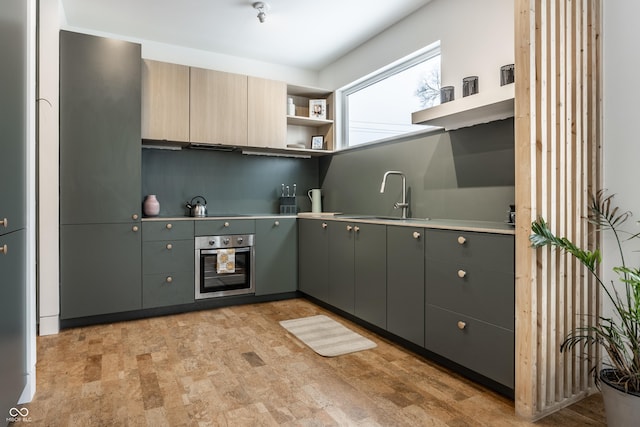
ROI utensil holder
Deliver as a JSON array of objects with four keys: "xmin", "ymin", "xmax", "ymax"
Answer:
[{"xmin": 279, "ymin": 196, "xmax": 296, "ymax": 214}]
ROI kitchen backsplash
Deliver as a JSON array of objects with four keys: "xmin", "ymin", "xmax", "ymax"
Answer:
[
  {"xmin": 319, "ymin": 118, "xmax": 515, "ymax": 222},
  {"xmin": 141, "ymin": 148, "xmax": 319, "ymax": 217},
  {"xmin": 142, "ymin": 118, "xmax": 514, "ymax": 221}
]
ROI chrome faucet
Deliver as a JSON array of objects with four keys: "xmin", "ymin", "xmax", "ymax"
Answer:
[{"xmin": 380, "ymin": 170, "xmax": 409, "ymax": 219}]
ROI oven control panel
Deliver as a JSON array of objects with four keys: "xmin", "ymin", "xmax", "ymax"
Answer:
[{"xmin": 195, "ymin": 235, "xmax": 255, "ymax": 249}]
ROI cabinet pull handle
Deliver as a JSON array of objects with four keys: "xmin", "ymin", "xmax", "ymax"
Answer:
[
  {"xmin": 132, "ymin": 225, "xmax": 139, "ymax": 232},
  {"xmin": 457, "ymin": 269, "xmax": 467, "ymax": 278},
  {"xmin": 413, "ymin": 231, "xmax": 421, "ymax": 239},
  {"xmin": 1, "ymin": 218, "xmax": 7, "ymax": 228},
  {"xmin": 322, "ymin": 222, "xmax": 328, "ymax": 229},
  {"xmin": 132, "ymin": 214, "xmax": 139, "ymax": 220},
  {"xmin": 0, "ymin": 244, "xmax": 7, "ymax": 255},
  {"xmin": 166, "ymin": 243, "xmax": 173, "ymax": 250},
  {"xmin": 457, "ymin": 321, "xmax": 467, "ymax": 330},
  {"xmin": 166, "ymin": 276, "xmax": 173, "ymax": 283},
  {"xmin": 224, "ymin": 222, "xmax": 230, "ymax": 227},
  {"xmin": 166, "ymin": 223, "xmax": 173, "ymax": 229},
  {"xmin": 457, "ymin": 236, "xmax": 466, "ymax": 245},
  {"xmin": 346, "ymin": 225, "xmax": 353, "ymax": 231},
  {"xmin": 274, "ymin": 220, "xmax": 280, "ymax": 226},
  {"xmin": 354, "ymin": 226, "xmax": 360, "ymax": 232}
]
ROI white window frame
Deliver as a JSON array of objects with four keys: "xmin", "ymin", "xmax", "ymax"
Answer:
[{"xmin": 336, "ymin": 41, "xmax": 441, "ymax": 150}]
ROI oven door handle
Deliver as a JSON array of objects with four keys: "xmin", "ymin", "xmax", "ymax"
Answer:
[{"xmin": 200, "ymin": 247, "xmax": 252, "ymax": 255}]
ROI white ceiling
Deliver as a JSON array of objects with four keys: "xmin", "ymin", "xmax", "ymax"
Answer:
[{"xmin": 60, "ymin": 0, "xmax": 433, "ymax": 70}]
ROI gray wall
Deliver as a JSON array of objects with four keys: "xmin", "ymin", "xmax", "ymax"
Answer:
[
  {"xmin": 141, "ymin": 149, "xmax": 319, "ymax": 216},
  {"xmin": 319, "ymin": 119, "xmax": 515, "ymax": 221}
]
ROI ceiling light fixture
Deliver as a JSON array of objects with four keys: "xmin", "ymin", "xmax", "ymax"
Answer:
[{"xmin": 252, "ymin": 2, "xmax": 269, "ymax": 23}]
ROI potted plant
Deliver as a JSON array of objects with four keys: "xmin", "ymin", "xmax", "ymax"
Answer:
[{"xmin": 530, "ymin": 191, "xmax": 640, "ymax": 426}]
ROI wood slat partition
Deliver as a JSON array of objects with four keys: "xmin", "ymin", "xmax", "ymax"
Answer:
[{"xmin": 514, "ymin": 0, "xmax": 602, "ymax": 420}]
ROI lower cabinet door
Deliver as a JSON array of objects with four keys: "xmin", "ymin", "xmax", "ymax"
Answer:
[
  {"xmin": 143, "ymin": 271, "xmax": 194, "ymax": 308},
  {"xmin": 60, "ymin": 223, "xmax": 142, "ymax": 319},
  {"xmin": 298, "ymin": 219, "xmax": 329, "ymax": 301},
  {"xmin": 387, "ymin": 226, "xmax": 425, "ymax": 346},
  {"xmin": 0, "ymin": 229, "xmax": 26, "ymax": 417},
  {"xmin": 328, "ymin": 223, "xmax": 355, "ymax": 313},
  {"xmin": 354, "ymin": 223, "xmax": 386, "ymax": 328},
  {"xmin": 255, "ymin": 218, "xmax": 297, "ymax": 295},
  {"xmin": 425, "ymin": 304, "xmax": 514, "ymax": 388}
]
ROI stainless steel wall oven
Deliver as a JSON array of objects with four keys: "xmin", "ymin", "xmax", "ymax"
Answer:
[{"xmin": 195, "ymin": 234, "xmax": 255, "ymax": 299}]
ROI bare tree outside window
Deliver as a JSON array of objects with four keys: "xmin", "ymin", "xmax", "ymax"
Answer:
[{"xmin": 415, "ymin": 67, "xmax": 441, "ymax": 108}]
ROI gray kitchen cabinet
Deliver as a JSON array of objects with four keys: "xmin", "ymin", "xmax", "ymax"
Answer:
[
  {"xmin": 1, "ymin": 0, "xmax": 28, "ymax": 415},
  {"xmin": 60, "ymin": 223, "xmax": 142, "ymax": 319},
  {"xmin": 387, "ymin": 225, "xmax": 425, "ymax": 346},
  {"xmin": 298, "ymin": 219, "xmax": 329, "ymax": 301},
  {"xmin": 328, "ymin": 222, "xmax": 356, "ymax": 313},
  {"xmin": 143, "ymin": 240, "xmax": 194, "ymax": 276},
  {"xmin": 0, "ymin": 230, "xmax": 26, "ymax": 417},
  {"xmin": 143, "ymin": 220, "xmax": 194, "ymax": 241},
  {"xmin": 142, "ymin": 221, "xmax": 194, "ymax": 309},
  {"xmin": 194, "ymin": 219, "xmax": 256, "ymax": 236},
  {"xmin": 425, "ymin": 229, "xmax": 514, "ymax": 387},
  {"xmin": 59, "ymin": 31, "xmax": 142, "ymax": 319},
  {"xmin": 328, "ymin": 222, "xmax": 386, "ymax": 324},
  {"xmin": 255, "ymin": 218, "xmax": 297, "ymax": 295},
  {"xmin": 59, "ymin": 31, "xmax": 142, "ymax": 225},
  {"xmin": 353, "ymin": 224, "xmax": 387, "ymax": 328},
  {"xmin": 425, "ymin": 305, "xmax": 514, "ymax": 388}
]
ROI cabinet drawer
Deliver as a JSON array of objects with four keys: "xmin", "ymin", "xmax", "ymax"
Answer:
[
  {"xmin": 143, "ymin": 271, "xmax": 194, "ymax": 309},
  {"xmin": 426, "ymin": 260, "xmax": 514, "ymax": 330},
  {"xmin": 194, "ymin": 219, "xmax": 255, "ymax": 236},
  {"xmin": 143, "ymin": 240, "xmax": 194, "ymax": 274},
  {"xmin": 425, "ymin": 304, "xmax": 514, "ymax": 388},
  {"xmin": 143, "ymin": 220, "xmax": 193, "ymax": 241},
  {"xmin": 425, "ymin": 229, "xmax": 514, "ymax": 272}
]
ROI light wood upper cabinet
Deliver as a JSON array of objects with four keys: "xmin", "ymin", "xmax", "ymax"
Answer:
[
  {"xmin": 141, "ymin": 59, "xmax": 190, "ymax": 141},
  {"xmin": 248, "ymin": 76, "xmax": 287, "ymax": 148},
  {"xmin": 189, "ymin": 67, "xmax": 248, "ymax": 146}
]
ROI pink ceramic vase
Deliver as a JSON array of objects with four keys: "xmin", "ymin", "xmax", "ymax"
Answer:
[{"xmin": 143, "ymin": 195, "xmax": 160, "ymax": 217}]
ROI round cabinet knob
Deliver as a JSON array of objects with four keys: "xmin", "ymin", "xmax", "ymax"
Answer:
[
  {"xmin": 166, "ymin": 243, "xmax": 173, "ymax": 250},
  {"xmin": 1, "ymin": 218, "xmax": 7, "ymax": 228},
  {"xmin": 274, "ymin": 221, "xmax": 280, "ymax": 227},
  {"xmin": 224, "ymin": 222, "xmax": 230, "ymax": 227},
  {"xmin": 132, "ymin": 225, "xmax": 139, "ymax": 232},
  {"xmin": 166, "ymin": 276, "xmax": 173, "ymax": 283},
  {"xmin": 166, "ymin": 223, "xmax": 173, "ymax": 229},
  {"xmin": 0, "ymin": 244, "xmax": 7, "ymax": 255},
  {"xmin": 457, "ymin": 236, "xmax": 466, "ymax": 245},
  {"xmin": 457, "ymin": 321, "xmax": 467, "ymax": 330},
  {"xmin": 132, "ymin": 214, "xmax": 139, "ymax": 220},
  {"xmin": 413, "ymin": 231, "xmax": 421, "ymax": 239},
  {"xmin": 322, "ymin": 222, "xmax": 328, "ymax": 229},
  {"xmin": 457, "ymin": 269, "xmax": 467, "ymax": 278},
  {"xmin": 346, "ymin": 225, "xmax": 353, "ymax": 231},
  {"xmin": 354, "ymin": 226, "xmax": 360, "ymax": 232}
]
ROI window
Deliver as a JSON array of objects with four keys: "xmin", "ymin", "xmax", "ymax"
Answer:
[{"xmin": 339, "ymin": 42, "xmax": 441, "ymax": 148}]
